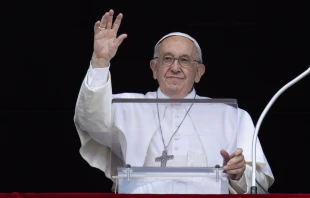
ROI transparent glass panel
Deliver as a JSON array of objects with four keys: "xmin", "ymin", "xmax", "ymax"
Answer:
[
  {"xmin": 116, "ymin": 167, "xmax": 228, "ymax": 194},
  {"xmin": 109, "ymin": 98, "xmax": 238, "ymax": 194}
]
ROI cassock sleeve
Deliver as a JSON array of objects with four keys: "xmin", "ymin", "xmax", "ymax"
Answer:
[
  {"xmin": 230, "ymin": 109, "xmax": 275, "ymax": 193},
  {"xmin": 73, "ymin": 62, "xmax": 115, "ymax": 181},
  {"xmin": 86, "ymin": 62, "xmax": 110, "ymax": 88}
]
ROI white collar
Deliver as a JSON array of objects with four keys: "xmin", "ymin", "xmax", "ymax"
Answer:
[{"xmin": 157, "ymin": 88, "xmax": 196, "ymax": 99}]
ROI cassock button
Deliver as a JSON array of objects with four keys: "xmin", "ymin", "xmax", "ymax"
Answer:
[
  {"xmin": 175, "ymin": 114, "xmax": 181, "ymax": 118},
  {"xmin": 174, "ymin": 147, "xmax": 179, "ymax": 150}
]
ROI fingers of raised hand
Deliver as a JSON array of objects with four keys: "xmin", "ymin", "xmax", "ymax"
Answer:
[
  {"xmin": 112, "ymin": 13, "xmax": 124, "ymax": 32},
  {"xmin": 106, "ymin": 9, "xmax": 114, "ymax": 29},
  {"xmin": 114, "ymin": 34, "xmax": 128, "ymax": 47},
  {"xmin": 99, "ymin": 12, "xmax": 109, "ymax": 30},
  {"xmin": 96, "ymin": 10, "xmax": 124, "ymax": 33},
  {"xmin": 94, "ymin": 21, "xmax": 101, "ymax": 33}
]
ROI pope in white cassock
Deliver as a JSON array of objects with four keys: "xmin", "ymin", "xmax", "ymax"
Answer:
[{"xmin": 74, "ymin": 9, "xmax": 274, "ymax": 194}]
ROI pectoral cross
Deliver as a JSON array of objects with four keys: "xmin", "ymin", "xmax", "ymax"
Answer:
[{"xmin": 155, "ymin": 150, "xmax": 174, "ymax": 167}]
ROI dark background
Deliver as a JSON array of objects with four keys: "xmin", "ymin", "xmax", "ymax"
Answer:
[{"xmin": 1, "ymin": 0, "xmax": 310, "ymax": 194}]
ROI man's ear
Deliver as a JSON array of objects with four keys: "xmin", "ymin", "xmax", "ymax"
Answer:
[
  {"xmin": 150, "ymin": 60, "xmax": 157, "ymax": 80},
  {"xmin": 194, "ymin": 64, "xmax": 205, "ymax": 83}
]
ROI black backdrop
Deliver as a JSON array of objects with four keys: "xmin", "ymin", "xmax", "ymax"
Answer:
[{"xmin": 1, "ymin": 0, "xmax": 310, "ymax": 194}]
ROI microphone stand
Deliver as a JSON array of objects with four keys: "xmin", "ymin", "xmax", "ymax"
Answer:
[{"xmin": 251, "ymin": 67, "xmax": 310, "ymax": 194}]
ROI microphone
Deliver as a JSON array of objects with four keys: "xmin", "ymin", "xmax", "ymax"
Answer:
[{"xmin": 251, "ymin": 66, "xmax": 310, "ymax": 194}]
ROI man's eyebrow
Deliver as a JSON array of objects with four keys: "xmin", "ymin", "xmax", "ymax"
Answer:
[
  {"xmin": 161, "ymin": 52, "xmax": 173, "ymax": 56},
  {"xmin": 161, "ymin": 52, "xmax": 191, "ymax": 57}
]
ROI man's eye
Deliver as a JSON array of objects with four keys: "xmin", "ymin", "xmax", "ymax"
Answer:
[
  {"xmin": 163, "ymin": 57, "xmax": 173, "ymax": 61},
  {"xmin": 180, "ymin": 57, "xmax": 190, "ymax": 62}
]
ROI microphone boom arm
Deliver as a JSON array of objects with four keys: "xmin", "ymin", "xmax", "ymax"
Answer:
[{"xmin": 251, "ymin": 67, "xmax": 310, "ymax": 194}]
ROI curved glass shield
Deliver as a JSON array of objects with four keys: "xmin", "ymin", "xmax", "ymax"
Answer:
[{"xmin": 109, "ymin": 98, "xmax": 238, "ymax": 194}]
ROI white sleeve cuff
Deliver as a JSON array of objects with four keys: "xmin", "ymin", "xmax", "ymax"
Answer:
[
  {"xmin": 86, "ymin": 61, "xmax": 110, "ymax": 89},
  {"xmin": 229, "ymin": 173, "xmax": 247, "ymax": 193}
]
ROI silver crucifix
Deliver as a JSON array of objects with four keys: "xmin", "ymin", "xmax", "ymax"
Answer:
[{"xmin": 155, "ymin": 150, "xmax": 174, "ymax": 167}]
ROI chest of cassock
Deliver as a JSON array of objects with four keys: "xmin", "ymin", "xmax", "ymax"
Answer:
[{"xmin": 110, "ymin": 101, "xmax": 239, "ymax": 169}]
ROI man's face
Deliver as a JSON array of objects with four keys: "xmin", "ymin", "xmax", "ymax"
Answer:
[{"xmin": 150, "ymin": 36, "xmax": 205, "ymax": 98}]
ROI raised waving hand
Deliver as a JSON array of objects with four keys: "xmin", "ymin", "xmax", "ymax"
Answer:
[{"xmin": 91, "ymin": 9, "xmax": 127, "ymax": 68}]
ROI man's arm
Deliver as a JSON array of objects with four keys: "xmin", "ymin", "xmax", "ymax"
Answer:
[
  {"xmin": 74, "ymin": 8, "xmax": 127, "ymax": 147},
  {"xmin": 74, "ymin": 63, "xmax": 113, "ymax": 146},
  {"xmin": 72, "ymin": 10, "xmax": 128, "ymax": 180},
  {"xmin": 227, "ymin": 108, "xmax": 275, "ymax": 193}
]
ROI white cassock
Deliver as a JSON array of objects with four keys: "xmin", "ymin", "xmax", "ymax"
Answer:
[{"xmin": 74, "ymin": 64, "xmax": 275, "ymax": 194}]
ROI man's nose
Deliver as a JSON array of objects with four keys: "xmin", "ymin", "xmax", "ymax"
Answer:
[{"xmin": 170, "ymin": 59, "xmax": 181, "ymax": 72}]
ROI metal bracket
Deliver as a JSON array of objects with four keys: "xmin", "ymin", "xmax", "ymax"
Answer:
[
  {"xmin": 215, "ymin": 164, "xmax": 220, "ymax": 182},
  {"xmin": 125, "ymin": 164, "xmax": 131, "ymax": 182}
]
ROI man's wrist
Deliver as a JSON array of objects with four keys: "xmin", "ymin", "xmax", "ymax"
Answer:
[{"xmin": 91, "ymin": 56, "xmax": 110, "ymax": 68}]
